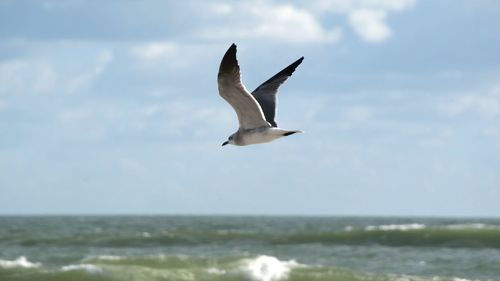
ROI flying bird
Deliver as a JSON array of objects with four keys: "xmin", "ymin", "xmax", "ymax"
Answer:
[{"xmin": 218, "ymin": 43, "xmax": 304, "ymax": 146}]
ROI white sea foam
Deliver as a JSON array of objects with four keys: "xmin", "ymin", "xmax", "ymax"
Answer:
[
  {"xmin": 445, "ymin": 223, "xmax": 499, "ymax": 230},
  {"xmin": 61, "ymin": 264, "xmax": 103, "ymax": 274},
  {"xmin": 93, "ymin": 255, "xmax": 124, "ymax": 261},
  {"xmin": 207, "ymin": 267, "xmax": 227, "ymax": 275},
  {"xmin": 0, "ymin": 256, "xmax": 41, "ymax": 268},
  {"xmin": 388, "ymin": 274, "xmax": 478, "ymax": 281},
  {"xmin": 452, "ymin": 278, "xmax": 477, "ymax": 281},
  {"xmin": 242, "ymin": 255, "xmax": 298, "ymax": 281},
  {"xmin": 365, "ymin": 223, "xmax": 426, "ymax": 231}
]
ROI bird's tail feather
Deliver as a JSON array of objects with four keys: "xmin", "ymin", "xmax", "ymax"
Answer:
[{"xmin": 282, "ymin": 130, "xmax": 304, "ymax": 136}]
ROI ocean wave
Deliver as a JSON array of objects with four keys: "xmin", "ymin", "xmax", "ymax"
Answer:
[
  {"xmin": 444, "ymin": 223, "xmax": 500, "ymax": 230},
  {"xmin": 0, "ymin": 256, "xmax": 41, "ymax": 269},
  {"xmin": 83, "ymin": 254, "xmax": 301, "ymax": 280},
  {"xmin": 11, "ymin": 224, "xmax": 500, "ymax": 249},
  {"xmin": 72, "ymin": 255, "xmax": 300, "ymax": 281},
  {"xmin": 61, "ymin": 264, "xmax": 103, "ymax": 274},
  {"xmin": 365, "ymin": 223, "xmax": 426, "ymax": 231},
  {"xmin": 241, "ymin": 255, "xmax": 299, "ymax": 281},
  {"xmin": 206, "ymin": 266, "xmax": 227, "ymax": 275},
  {"xmin": 86, "ymin": 255, "xmax": 124, "ymax": 261},
  {"xmin": 0, "ymin": 254, "xmax": 494, "ymax": 281}
]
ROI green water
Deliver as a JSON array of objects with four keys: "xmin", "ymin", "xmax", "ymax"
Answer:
[{"xmin": 1, "ymin": 216, "xmax": 499, "ymax": 281}]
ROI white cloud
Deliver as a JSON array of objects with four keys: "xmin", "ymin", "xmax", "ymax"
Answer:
[
  {"xmin": 153, "ymin": 100, "xmax": 234, "ymax": 137},
  {"xmin": 419, "ymin": 127, "xmax": 453, "ymax": 148},
  {"xmin": 210, "ymin": 3, "xmax": 233, "ymax": 15},
  {"xmin": 0, "ymin": 47, "xmax": 113, "ymax": 96},
  {"xmin": 66, "ymin": 49, "xmax": 113, "ymax": 94},
  {"xmin": 129, "ymin": 42, "xmax": 214, "ymax": 69},
  {"xmin": 95, "ymin": 50, "xmax": 113, "ymax": 74},
  {"xmin": 199, "ymin": 0, "xmax": 416, "ymax": 44},
  {"xmin": 56, "ymin": 105, "xmax": 115, "ymax": 143},
  {"xmin": 337, "ymin": 105, "xmax": 373, "ymax": 130},
  {"xmin": 316, "ymin": 0, "xmax": 416, "ymax": 13},
  {"xmin": 313, "ymin": 0, "xmax": 416, "ymax": 43},
  {"xmin": 439, "ymin": 86, "xmax": 500, "ymax": 118},
  {"xmin": 55, "ymin": 98, "xmax": 234, "ymax": 143},
  {"xmin": 65, "ymin": 73, "xmax": 94, "ymax": 94},
  {"xmin": 348, "ymin": 9, "xmax": 391, "ymax": 42},
  {"xmin": 201, "ymin": 2, "xmax": 342, "ymax": 44},
  {"xmin": 0, "ymin": 59, "xmax": 57, "ymax": 95},
  {"xmin": 130, "ymin": 42, "xmax": 177, "ymax": 62}
]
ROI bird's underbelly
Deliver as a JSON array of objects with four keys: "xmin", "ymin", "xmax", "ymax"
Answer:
[{"xmin": 239, "ymin": 127, "xmax": 285, "ymax": 145}]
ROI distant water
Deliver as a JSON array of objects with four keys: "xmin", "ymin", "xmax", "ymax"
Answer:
[{"xmin": 1, "ymin": 216, "xmax": 500, "ymax": 281}]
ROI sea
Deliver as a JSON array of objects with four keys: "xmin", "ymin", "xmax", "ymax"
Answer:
[{"xmin": 1, "ymin": 216, "xmax": 500, "ymax": 281}]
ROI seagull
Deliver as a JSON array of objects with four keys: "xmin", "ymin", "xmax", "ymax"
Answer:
[{"xmin": 218, "ymin": 43, "xmax": 304, "ymax": 146}]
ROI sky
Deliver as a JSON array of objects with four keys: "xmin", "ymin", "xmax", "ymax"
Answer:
[{"xmin": 1, "ymin": 0, "xmax": 499, "ymax": 217}]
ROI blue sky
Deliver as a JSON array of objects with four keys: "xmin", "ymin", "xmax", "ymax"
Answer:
[{"xmin": 1, "ymin": 0, "xmax": 499, "ymax": 216}]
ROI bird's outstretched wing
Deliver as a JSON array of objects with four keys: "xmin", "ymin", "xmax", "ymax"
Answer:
[
  {"xmin": 251, "ymin": 57, "xmax": 304, "ymax": 127},
  {"xmin": 218, "ymin": 44, "xmax": 269, "ymax": 130}
]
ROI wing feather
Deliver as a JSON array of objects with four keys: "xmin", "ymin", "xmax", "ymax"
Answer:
[
  {"xmin": 251, "ymin": 57, "xmax": 304, "ymax": 127},
  {"xmin": 217, "ymin": 44, "xmax": 269, "ymax": 130}
]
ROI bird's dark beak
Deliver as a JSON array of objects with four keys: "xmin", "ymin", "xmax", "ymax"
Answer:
[{"xmin": 222, "ymin": 141, "xmax": 229, "ymax": 146}]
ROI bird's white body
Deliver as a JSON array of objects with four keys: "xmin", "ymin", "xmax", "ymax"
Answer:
[{"xmin": 229, "ymin": 127, "xmax": 303, "ymax": 146}]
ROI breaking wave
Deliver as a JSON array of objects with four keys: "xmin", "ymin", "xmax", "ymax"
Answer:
[
  {"xmin": 0, "ymin": 254, "xmax": 491, "ymax": 281},
  {"xmin": 61, "ymin": 264, "xmax": 103, "ymax": 274},
  {"xmin": 0, "ymin": 256, "xmax": 41, "ymax": 269}
]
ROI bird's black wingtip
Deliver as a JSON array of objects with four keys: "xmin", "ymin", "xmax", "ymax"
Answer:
[
  {"xmin": 226, "ymin": 43, "xmax": 236, "ymax": 54},
  {"xmin": 282, "ymin": 56, "xmax": 304, "ymax": 75},
  {"xmin": 227, "ymin": 43, "xmax": 237, "ymax": 53},
  {"xmin": 219, "ymin": 43, "xmax": 239, "ymax": 75}
]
